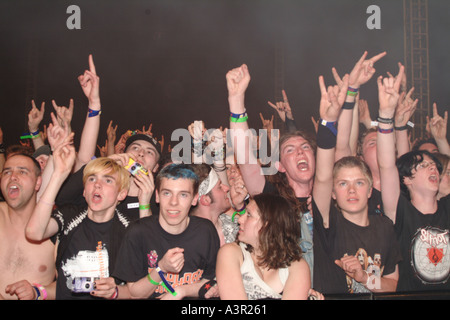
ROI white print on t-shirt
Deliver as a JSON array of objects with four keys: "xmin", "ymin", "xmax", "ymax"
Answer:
[
  {"xmin": 344, "ymin": 249, "xmax": 384, "ymax": 293},
  {"xmin": 411, "ymin": 227, "xmax": 450, "ymax": 285},
  {"xmin": 62, "ymin": 242, "xmax": 109, "ymax": 291}
]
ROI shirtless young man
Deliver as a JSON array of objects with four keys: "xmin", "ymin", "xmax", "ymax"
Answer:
[{"xmin": 0, "ymin": 154, "xmax": 55, "ymax": 300}]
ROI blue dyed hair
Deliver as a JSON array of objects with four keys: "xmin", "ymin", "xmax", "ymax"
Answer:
[{"xmin": 155, "ymin": 163, "xmax": 199, "ymax": 194}]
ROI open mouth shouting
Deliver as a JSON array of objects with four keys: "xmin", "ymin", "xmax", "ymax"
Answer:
[
  {"xmin": 297, "ymin": 159, "xmax": 309, "ymax": 171},
  {"xmin": 7, "ymin": 184, "xmax": 20, "ymax": 199}
]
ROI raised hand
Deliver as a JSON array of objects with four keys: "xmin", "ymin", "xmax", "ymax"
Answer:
[
  {"xmin": 428, "ymin": 103, "xmax": 448, "ymax": 141},
  {"xmin": 348, "ymin": 51, "xmax": 386, "ymax": 89},
  {"xmin": 27, "ymin": 100, "xmax": 45, "ymax": 132},
  {"xmin": 226, "ymin": 64, "xmax": 251, "ymax": 102},
  {"xmin": 52, "ymin": 133, "xmax": 76, "ymax": 177},
  {"xmin": 259, "ymin": 113, "xmax": 274, "ymax": 131},
  {"xmin": 267, "ymin": 90, "xmax": 294, "ymax": 122},
  {"xmin": 318, "ymin": 74, "xmax": 349, "ymax": 122},
  {"xmin": 141, "ymin": 123, "xmax": 153, "ymax": 136},
  {"xmin": 395, "ymin": 87, "xmax": 418, "ymax": 127},
  {"xmin": 78, "ymin": 54, "xmax": 100, "ymax": 105},
  {"xmin": 97, "ymin": 141, "xmax": 107, "ymax": 157},
  {"xmin": 106, "ymin": 120, "xmax": 118, "ymax": 145},
  {"xmin": 377, "ymin": 64, "xmax": 404, "ymax": 118},
  {"xmin": 47, "ymin": 112, "xmax": 71, "ymax": 152},
  {"xmin": 51, "ymin": 99, "xmax": 74, "ymax": 130},
  {"xmin": 133, "ymin": 169, "xmax": 155, "ymax": 209}
]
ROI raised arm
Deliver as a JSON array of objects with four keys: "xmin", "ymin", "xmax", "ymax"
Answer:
[
  {"xmin": 27, "ymin": 100, "xmax": 46, "ymax": 150},
  {"xmin": 106, "ymin": 120, "xmax": 118, "ymax": 156},
  {"xmin": 428, "ymin": 103, "xmax": 449, "ymax": 156},
  {"xmin": 376, "ymin": 65, "xmax": 404, "ymax": 223},
  {"xmin": 313, "ymin": 75, "xmax": 347, "ymax": 228},
  {"xmin": 267, "ymin": 90, "xmax": 298, "ymax": 132},
  {"xmin": 26, "ymin": 134, "xmax": 76, "ymax": 241},
  {"xmin": 74, "ymin": 54, "xmax": 101, "ymax": 171},
  {"xmin": 394, "ymin": 87, "xmax": 418, "ymax": 157},
  {"xmin": 226, "ymin": 64, "xmax": 265, "ymax": 195},
  {"xmin": 335, "ymin": 51, "xmax": 386, "ymax": 161}
]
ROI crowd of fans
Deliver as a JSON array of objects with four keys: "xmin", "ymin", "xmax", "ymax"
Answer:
[{"xmin": 0, "ymin": 52, "xmax": 448, "ymax": 300}]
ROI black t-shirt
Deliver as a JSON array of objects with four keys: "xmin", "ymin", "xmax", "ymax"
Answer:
[
  {"xmin": 112, "ymin": 215, "xmax": 220, "ymax": 299},
  {"xmin": 52, "ymin": 205, "xmax": 131, "ymax": 300},
  {"xmin": 395, "ymin": 193, "xmax": 450, "ymax": 292},
  {"xmin": 368, "ymin": 188, "xmax": 384, "ymax": 216},
  {"xmin": 312, "ymin": 199, "xmax": 402, "ymax": 295}
]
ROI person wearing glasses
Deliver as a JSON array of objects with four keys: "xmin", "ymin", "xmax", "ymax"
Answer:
[{"xmin": 376, "ymin": 65, "xmax": 450, "ymax": 293}]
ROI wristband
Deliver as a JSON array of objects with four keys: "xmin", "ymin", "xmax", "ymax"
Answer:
[
  {"xmin": 88, "ymin": 108, "xmax": 102, "ymax": 118},
  {"xmin": 394, "ymin": 125, "xmax": 408, "ymax": 131},
  {"xmin": 230, "ymin": 111, "xmax": 248, "ymax": 123},
  {"xmin": 347, "ymin": 87, "xmax": 359, "ymax": 97},
  {"xmin": 156, "ymin": 265, "xmax": 177, "ymax": 296},
  {"xmin": 377, "ymin": 127, "xmax": 394, "ymax": 134},
  {"xmin": 319, "ymin": 119, "xmax": 337, "ymax": 136},
  {"xmin": 109, "ymin": 286, "xmax": 119, "ymax": 300},
  {"xmin": 230, "ymin": 111, "xmax": 247, "ymax": 118},
  {"xmin": 232, "ymin": 208, "xmax": 246, "ymax": 222},
  {"xmin": 407, "ymin": 121, "xmax": 414, "ymax": 128},
  {"xmin": 147, "ymin": 273, "xmax": 161, "ymax": 286},
  {"xmin": 32, "ymin": 283, "xmax": 47, "ymax": 300},
  {"xmin": 230, "ymin": 115, "xmax": 248, "ymax": 123},
  {"xmin": 342, "ymin": 101, "xmax": 355, "ymax": 110},
  {"xmin": 316, "ymin": 122, "xmax": 337, "ymax": 149},
  {"xmin": 139, "ymin": 204, "xmax": 150, "ymax": 210},
  {"xmin": 29, "ymin": 130, "xmax": 41, "ymax": 140},
  {"xmin": 376, "ymin": 116, "xmax": 394, "ymax": 124}
]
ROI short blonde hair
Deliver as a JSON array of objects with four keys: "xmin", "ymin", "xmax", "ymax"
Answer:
[
  {"xmin": 83, "ymin": 157, "xmax": 130, "ymax": 191},
  {"xmin": 333, "ymin": 156, "xmax": 373, "ymax": 190}
]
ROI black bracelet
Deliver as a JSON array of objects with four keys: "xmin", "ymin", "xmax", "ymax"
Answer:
[
  {"xmin": 342, "ymin": 101, "xmax": 355, "ymax": 110},
  {"xmin": 394, "ymin": 125, "xmax": 409, "ymax": 131},
  {"xmin": 376, "ymin": 116, "xmax": 394, "ymax": 124},
  {"xmin": 0, "ymin": 143, "xmax": 5, "ymax": 154}
]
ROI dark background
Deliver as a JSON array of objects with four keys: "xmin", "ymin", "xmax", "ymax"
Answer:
[{"xmin": 0, "ymin": 0, "xmax": 448, "ymax": 153}]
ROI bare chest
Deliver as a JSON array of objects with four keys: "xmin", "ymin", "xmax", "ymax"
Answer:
[{"xmin": 0, "ymin": 226, "xmax": 56, "ymax": 287}]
